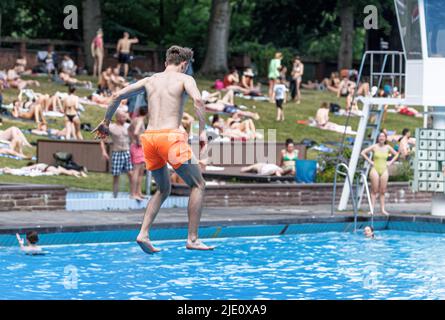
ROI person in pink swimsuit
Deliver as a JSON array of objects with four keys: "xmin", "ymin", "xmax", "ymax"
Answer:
[
  {"xmin": 91, "ymin": 28, "xmax": 104, "ymax": 78},
  {"xmin": 129, "ymin": 106, "xmax": 148, "ymax": 200}
]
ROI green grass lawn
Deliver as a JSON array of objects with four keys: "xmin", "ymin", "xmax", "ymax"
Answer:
[{"xmin": 0, "ymin": 75, "xmax": 422, "ymax": 191}]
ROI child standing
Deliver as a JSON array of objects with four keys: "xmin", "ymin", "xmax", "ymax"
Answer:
[{"xmin": 273, "ymin": 77, "xmax": 288, "ymax": 121}]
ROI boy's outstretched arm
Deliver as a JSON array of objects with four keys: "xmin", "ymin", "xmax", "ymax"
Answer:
[
  {"xmin": 92, "ymin": 78, "xmax": 148, "ymax": 139},
  {"xmin": 16, "ymin": 233, "xmax": 25, "ymax": 250}
]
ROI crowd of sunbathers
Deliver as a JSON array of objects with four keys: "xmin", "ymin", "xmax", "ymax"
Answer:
[{"xmin": 0, "ymin": 46, "xmax": 420, "ymax": 183}]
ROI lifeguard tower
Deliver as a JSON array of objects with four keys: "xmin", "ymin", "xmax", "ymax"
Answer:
[{"xmin": 336, "ymin": 0, "xmax": 445, "ymax": 216}]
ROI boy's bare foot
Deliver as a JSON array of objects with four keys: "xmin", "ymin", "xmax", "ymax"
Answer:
[
  {"xmin": 381, "ymin": 210, "xmax": 389, "ymax": 216},
  {"xmin": 130, "ymin": 195, "xmax": 143, "ymax": 201},
  {"xmin": 186, "ymin": 239, "xmax": 215, "ymax": 251},
  {"xmin": 136, "ymin": 236, "xmax": 161, "ymax": 254}
]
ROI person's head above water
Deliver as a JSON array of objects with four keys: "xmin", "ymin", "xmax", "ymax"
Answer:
[
  {"xmin": 364, "ymin": 226, "xmax": 375, "ymax": 238},
  {"xmin": 123, "ymin": 32, "xmax": 129, "ymax": 38},
  {"xmin": 165, "ymin": 45, "xmax": 194, "ymax": 73},
  {"xmin": 26, "ymin": 231, "xmax": 39, "ymax": 245}
]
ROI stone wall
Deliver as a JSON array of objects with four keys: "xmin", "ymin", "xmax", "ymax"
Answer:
[
  {"xmin": 172, "ymin": 182, "xmax": 432, "ymax": 207},
  {"xmin": 0, "ymin": 184, "xmax": 67, "ymax": 211}
]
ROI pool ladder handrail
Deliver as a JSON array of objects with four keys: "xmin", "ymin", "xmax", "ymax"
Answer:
[{"xmin": 331, "ymin": 163, "xmax": 374, "ymax": 232}]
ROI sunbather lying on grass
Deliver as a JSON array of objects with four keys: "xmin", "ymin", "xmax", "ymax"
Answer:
[{"xmin": 2, "ymin": 163, "xmax": 88, "ymax": 177}]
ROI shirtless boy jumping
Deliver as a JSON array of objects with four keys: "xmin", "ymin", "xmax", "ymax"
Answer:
[{"xmin": 94, "ymin": 45, "xmax": 213, "ymax": 253}]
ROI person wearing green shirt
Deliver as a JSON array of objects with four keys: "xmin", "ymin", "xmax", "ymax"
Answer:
[{"xmin": 268, "ymin": 52, "xmax": 282, "ymax": 101}]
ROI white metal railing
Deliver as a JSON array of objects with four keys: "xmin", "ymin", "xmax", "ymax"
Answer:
[{"xmin": 331, "ymin": 163, "xmax": 374, "ymax": 232}]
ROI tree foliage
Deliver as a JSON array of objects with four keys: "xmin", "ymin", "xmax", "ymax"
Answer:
[{"xmin": 0, "ymin": 0, "xmax": 399, "ymax": 73}]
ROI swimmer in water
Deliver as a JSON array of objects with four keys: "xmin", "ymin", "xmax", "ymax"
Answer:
[
  {"xmin": 16, "ymin": 231, "xmax": 43, "ymax": 255},
  {"xmin": 364, "ymin": 226, "xmax": 375, "ymax": 239}
]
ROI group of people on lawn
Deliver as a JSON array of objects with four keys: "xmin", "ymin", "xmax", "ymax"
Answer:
[{"xmin": 0, "ymin": 38, "xmax": 416, "ymax": 214}]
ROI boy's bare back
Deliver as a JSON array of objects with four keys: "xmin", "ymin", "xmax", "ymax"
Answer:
[{"xmin": 143, "ymin": 71, "xmax": 194, "ymax": 131}]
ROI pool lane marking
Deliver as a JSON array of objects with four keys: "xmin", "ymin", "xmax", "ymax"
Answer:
[
  {"xmin": 212, "ymin": 227, "xmax": 222, "ymax": 238},
  {"xmin": 279, "ymin": 225, "xmax": 289, "ymax": 235}
]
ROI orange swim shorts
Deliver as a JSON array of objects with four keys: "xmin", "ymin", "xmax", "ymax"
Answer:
[{"xmin": 140, "ymin": 129, "xmax": 193, "ymax": 171}]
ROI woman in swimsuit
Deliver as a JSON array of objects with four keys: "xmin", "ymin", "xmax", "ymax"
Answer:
[
  {"xmin": 63, "ymin": 86, "xmax": 83, "ymax": 140},
  {"xmin": 279, "ymin": 139, "xmax": 299, "ymax": 175},
  {"xmin": 337, "ymin": 77, "xmax": 351, "ymax": 98},
  {"xmin": 91, "ymin": 29, "xmax": 104, "ymax": 78},
  {"xmin": 345, "ymin": 83, "xmax": 360, "ymax": 114},
  {"xmin": 322, "ymin": 72, "xmax": 340, "ymax": 93},
  {"xmin": 226, "ymin": 113, "xmax": 262, "ymax": 140},
  {"xmin": 361, "ymin": 131, "xmax": 399, "ymax": 215},
  {"xmin": 291, "ymin": 57, "xmax": 304, "ymax": 103},
  {"xmin": 12, "ymin": 100, "xmax": 45, "ymax": 124},
  {"xmin": 241, "ymin": 68, "xmax": 262, "ymax": 96},
  {"xmin": 0, "ymin": 126, "xmax": 32, "ymax": 149}
]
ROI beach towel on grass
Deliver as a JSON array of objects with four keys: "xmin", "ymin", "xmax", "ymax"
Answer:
[{"xmin": 0, "ymin": 154, "xmax": 36, "ymax": 161}]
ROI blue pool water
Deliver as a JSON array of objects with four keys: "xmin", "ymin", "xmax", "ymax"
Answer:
[{"xmin": 2, "ymin": 230, "xmax": 445, "ymax": 300}]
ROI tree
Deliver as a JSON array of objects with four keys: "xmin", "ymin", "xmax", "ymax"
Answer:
[
  {"xmin": 82, "ymin": 0, "xmax": 102, "ymax": 73},
  {"xmin": 200, "ymin": 0, "xmax": 231, "ymax": 75},
  {"xmin": 337, "ymin": 0, "xmax": 354, "ymax": 70}
]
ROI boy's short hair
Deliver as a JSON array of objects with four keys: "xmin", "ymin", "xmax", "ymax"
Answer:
[
  {"xmin": 26, "ymin": 231, "xmax": 39, "ymax": 244},
  {"xmin": 166, "ymin": 46, "xmax": 194, "ymax": 66}
]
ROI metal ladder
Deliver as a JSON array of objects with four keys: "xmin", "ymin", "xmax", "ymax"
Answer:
[
  {"xmin": 336, "ymin": 51, "xmax": 405, "ymax": 211},
  {"xmin": 331, "ymin": 163, "xmax": 374, "ymax": 232}
]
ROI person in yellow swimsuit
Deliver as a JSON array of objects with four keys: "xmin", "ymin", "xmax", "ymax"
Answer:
[{"xmin": 361, "ymin": 131, "xmax": 399, "ymax": 215}]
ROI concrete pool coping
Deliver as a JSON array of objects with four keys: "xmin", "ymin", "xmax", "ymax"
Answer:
[{"xmin": 0, "ymin": 203, "xmax": 440, "ymax": 235}]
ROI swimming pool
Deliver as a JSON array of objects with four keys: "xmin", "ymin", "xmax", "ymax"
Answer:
[{"xmin": 2, "ymin": 228, "xmax": 445, "ymax": 300}]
